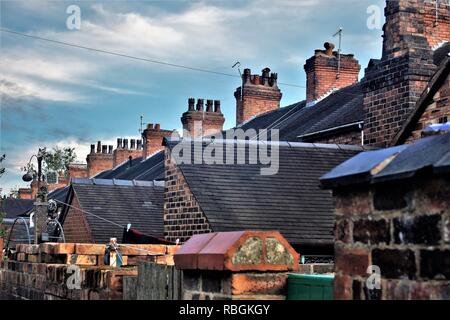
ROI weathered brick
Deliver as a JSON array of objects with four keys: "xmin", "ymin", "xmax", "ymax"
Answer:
[
  {"xmin": 372, "ymin": 249, "xmax": 416, "ymax": 280},
  {"xmin": 334, "ymin": 190, "xmax": 372, "ymax": 215},
  {"xmin": 373, "ymin": 187, "xmax": 412, "ymax": 211},
  {"xmin": 53, "ymin": 243, "xmax": 75, "ymax": 254},
  {"xmin": 118, "ymin": 244, "xmax": 166, "ymax": 256},
  {"xmin": 335, "ymin": 217, "xmax": 352, "ymax": 243},
  {"xmin": 75, "ymin": 244, "xmax": 105, "ymax": 255},
  {"xmin": 66, "ymin": 254, "xmax": 97, "ymax": 266},
  {"xmin": 393, "ymin": 214, "xmax": 441, "ymax": 245},
  {"xmin": 353, "ymin": 219, "xmax": 390, "ymax": 244},
  {"xmin": 335, "ymin": 246, "xmax": 370, "ymax": 276},
  {"xmin": 333, "ymin": 274, "xmax": 352, "ymax": 300},
  {"xmin": 420, "ymin": 249, "xmax": 450, "ymax": 280}
]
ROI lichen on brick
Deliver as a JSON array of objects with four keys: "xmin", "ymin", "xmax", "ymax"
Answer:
[
  {"xmin": 231, "ymin": 237, "xmax": 262, "ymax": 265},
  {"xmin": 265, "ymin": 238, "xmax": 294, "ymax": 265}
]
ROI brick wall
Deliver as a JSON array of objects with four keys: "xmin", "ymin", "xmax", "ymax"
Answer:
[
  {"xmin": 363, "ymin": 0, "xmax": 449, "ymax": 147},
  {"xmin": 164, "ymin": 148, "xmax": 212, "ymax": 243},
  {"xmin": 304, "ymin": 43, "xmax": 360, "ymax": 104},
  {"xmin": 142, "ymin": 124, "xmax": 173, "ymax": 159},
  {"xmin": 113, "ymin": 138, "xmax": 142, "ymax": 167},
  {"xmin": 0, "ymin": 243, "xmax": 178, "ymax": 300},
  {"xmin": 182, "ymin": 270, "xmax": 287, "ymax": 300},
  {"xmin": 405, "ymin": 73, "xmax": 450, "ymax": 143},
  {"xmin": 181, "ymin": 99, "xmax": 225, "ymax": 138},
  {"xmin": 86, "ymin": 141, "xmax": 114, "ymax": 177},
  {"xmin": 234, "ymin": 68, "xmax": 282, "ymax": 126},
  {"xmin": 63, "ymin": 195, "xmax": 93, "ymax": 243},
  {"xmin": 68, "ymin": 164, "xmax": 88, "ymax": 179},
  {"xmin": 333, "ymin": 176, "xmax": 450, "ymax": 300}
]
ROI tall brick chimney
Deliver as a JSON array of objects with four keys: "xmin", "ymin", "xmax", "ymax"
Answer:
[
  {"xmin": 304, "ymin": 42, "xmax": 360, "ymax": 105},
  {"xmin": 142, "ymin": 123, "xmax": 173, "ymax": 159},
  {"xmin": 234, "ymin": 68, "xmax": 282, "ymax": 126},
  {"xmin": 181, "ymin": 98, "xmax": 225, "ymax": 137},
  {"xmin": 86, "ymin": 141, "xmax": 114, "ymax": 177},
  {"xmin": 68, "ymin": 163, "xmax": 88, "ymax": 180},
  {"xmin": 113, "ymin": 138, "xmax": 143, "ymax": 166},
  {"xmin": 362, "ymin": 0, "xmax": 448, "ymax": 147}
]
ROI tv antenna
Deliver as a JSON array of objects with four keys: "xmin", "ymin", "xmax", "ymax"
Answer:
[
  {"xmin": 333, "ymin": 27, "xmax": 343, "ymax": 79},
  {"xmin": 138, "ymin": 115, "xmax": 143, "ymax": 135},
  {"xmin": 232, "ymin": 61, "xmax": 243, "ymax": 101},
  {"xmin": 232, "ymin": 61, "xmax": 241, "ymax": 77}
]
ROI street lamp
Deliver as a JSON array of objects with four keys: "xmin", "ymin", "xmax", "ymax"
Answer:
[{"xmin": 22, "ymin": 148, "xmax": 48, "ymax": 244}]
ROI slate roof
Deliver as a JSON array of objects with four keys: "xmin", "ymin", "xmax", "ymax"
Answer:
[
  {"xmin": 94, "ymin": 152, "xmax": 165, "ymax": 181},
  {"xmin": 1, "ymin": 198, "xmax": 33, "ymax": 219},
  {"xmin": 164, "ymin": 138, "xmax": 363, "ymax": 246},
  {"xmin": 320, "ymin": 133, "xmax": 450, "ymax": 189},
  {"xmin": 60, "ymin": 179, "xmax": 165, "ymax": 244},
  {"xmin": 237, "ymin": 83, "xmax": 363, "ymax": 141}
]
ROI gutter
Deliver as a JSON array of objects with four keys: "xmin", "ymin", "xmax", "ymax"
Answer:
[{"xmin": 297, "ymin": 121, "xmax": 363, "ymax": 140}]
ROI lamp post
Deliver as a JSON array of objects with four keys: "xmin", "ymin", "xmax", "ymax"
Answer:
[{"xmin": 22, "ymin": 148, "xmax": 48, "ymax": 244}]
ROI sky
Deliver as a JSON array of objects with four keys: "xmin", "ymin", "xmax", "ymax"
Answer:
[{"xmin": 0, "ymin": 0, "xmax": 385, "ymax": 195}]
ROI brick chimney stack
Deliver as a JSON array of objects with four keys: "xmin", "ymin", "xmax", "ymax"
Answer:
[
  {"xmin": 142, "ymin": 123, "xmax": 173, "ymax": 159},
  {"xmin": 304, "ymin": 42, "xmax": 360, "ymax": 105},
  {"xmin": 68, "ymin": 163, "xmax": 88, "ymax": 180},
  {"xmin": 234, "ymin": 68, "xmax": 282, "ymax": 126},
  {"xmin": 363, "ymin": 0, "xmax": 448, "ymax": 147},
  {"xmin": 86, "ymin": 141, "xmax": 114, "ymax": 177},
  {"xmin": 181, "ymin": 98, "xmax": 225, "ymax": 137},
  {"xmin": 113, "ymin": 138, "xmax": 143, "ymax": 167}
]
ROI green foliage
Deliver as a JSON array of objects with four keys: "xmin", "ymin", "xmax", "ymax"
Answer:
[
  {"xmin": 21, "ymin": 147, "xmax": 77, "ymax": 177},
  {"xmin": 0, "ymin": 208, "xmax": 6, "ymax": 239}
]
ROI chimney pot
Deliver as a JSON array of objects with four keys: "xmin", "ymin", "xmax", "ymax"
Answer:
[
  {"xmin": 243, "ymin": 68, "xmax": 251, "ymax": 84},
  {"xmin": 206, "ymin": 99, "xmax": 213, "ymax": 112},
  {"xmin": 155, "ymin": 123, "xmax": 161, "ymax": 130},
  {"xmin": 270, "ymin": 73, "xmax": 278, "ymax": 87},
  {"xmin": 102, "ymin": 145, "xmax": 107, "ymax": 154},
  {"xmin": 108, "ymin": 145, "xmax": 113, "ymax": 154},
  {"xmin": 90, "ymin": 144, "xmax": 95, "ymax": 154},
  {"xmin": 137, "ymin": 139, "xmax": 142, "ymax": 150},
  {"xmin": 123, "ymin": 139, "xmax": 129, "ymax": 149},
  {"xmin": 130, "ymin": 139, "xmax": 136, "ymax": 149},
  {"xmin": 262, "ymin": 68, "xmax": 271, "ymax": 85},
  {"xmin": 188, "ymin": 98, "xmax": 195, "ymax": 111},
  {"xmin": 253, "ymin": 75, "xmax": 260, "ymax": 85},
  {"xmin": 324, "ymin": 42, "xmax": 335, "ymax": 56},
  {"xmin": 97, "ymin": 141, "xmax": 101, "ymax": 153},
  {"xmin": 196, "ymin": 99, "xmax": 204, "ymax": 111},
  {"xmin": 147, "ymin": 123, "xmax": 154, "ymax": 130},
  {"xmin": 214, "ymin": 100, "xmax": 221, "ymax": 113},
  {"xmin": 117, "ymin": 138, "xmax": 122, "ymax": 148}
]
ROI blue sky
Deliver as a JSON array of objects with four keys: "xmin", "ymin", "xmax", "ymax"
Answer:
[{"xmin": 0, "ymin": 0, "xmax": 385, "ymax": 194}]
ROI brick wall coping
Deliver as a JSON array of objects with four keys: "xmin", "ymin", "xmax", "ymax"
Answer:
[
  {"xmin": 320, "ymin": 133, "xmax": 450, "ymax": 189},
  {"xmin": 174, "ymin": 231, "xmax": 299, "ymax": 272}
]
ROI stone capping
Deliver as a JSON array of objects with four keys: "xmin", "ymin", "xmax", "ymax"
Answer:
[
  {"xmin": 9, "ymin": 242, "xmax": 180, "ymax": 267},
  {"xmin": 174, "ymin": 230, "xmax": 299, "ymax": 272}
]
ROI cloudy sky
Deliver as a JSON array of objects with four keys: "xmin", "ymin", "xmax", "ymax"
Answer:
[{"xmin": 0, "ymin": 0, "xmax": 385, "ymax": 194}]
